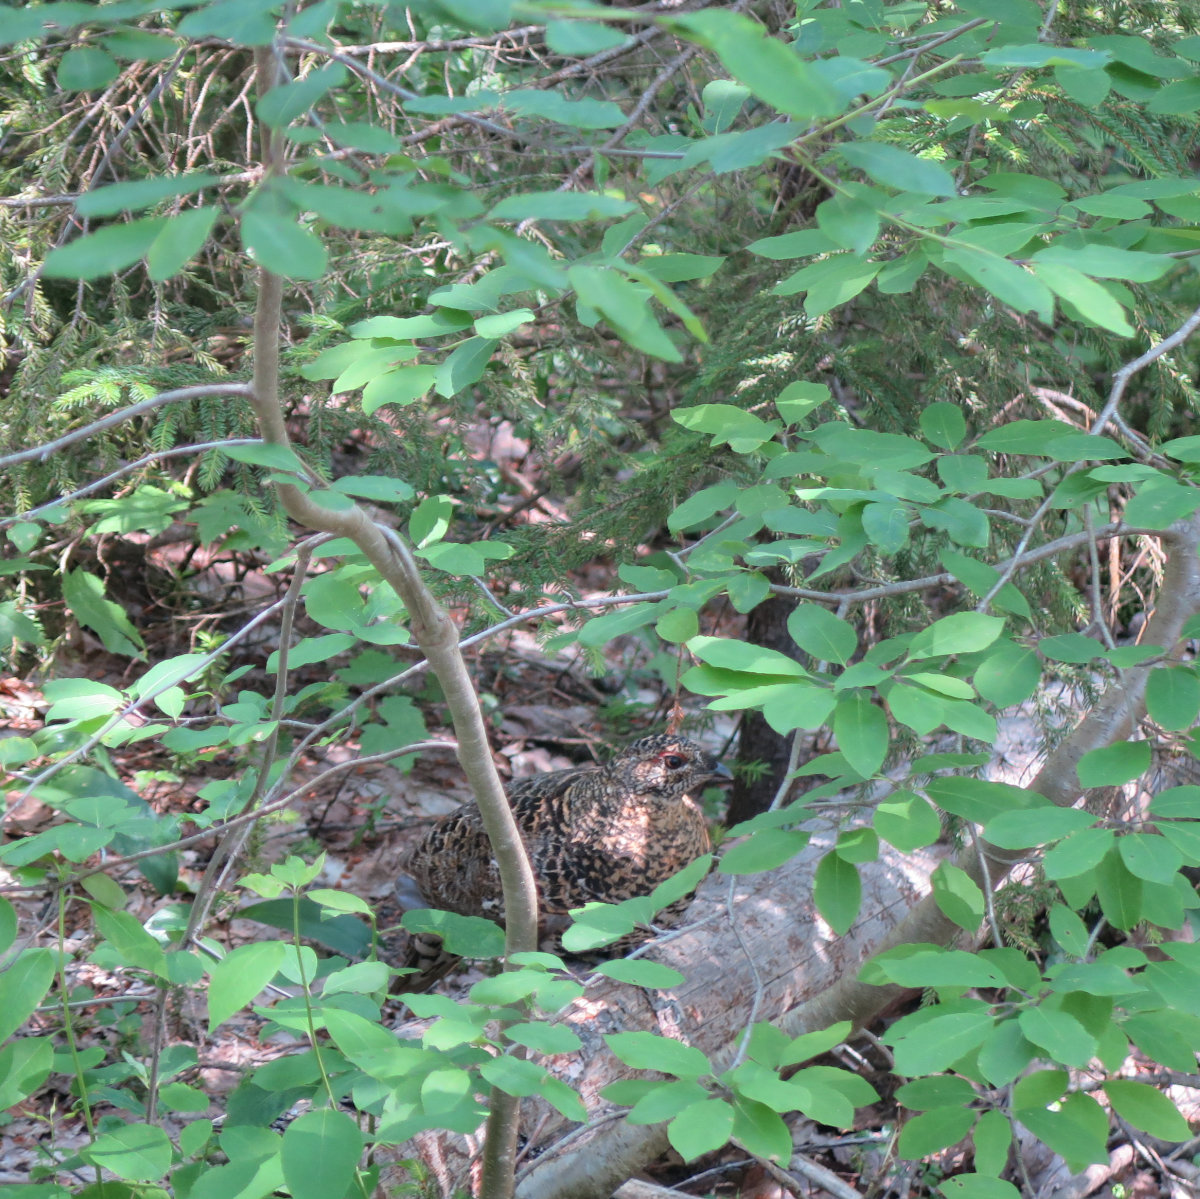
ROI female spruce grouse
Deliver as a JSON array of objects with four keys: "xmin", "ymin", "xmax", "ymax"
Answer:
[{"xmin": 394, "ymin": 734, "xmax": 730, "ymax": 987}]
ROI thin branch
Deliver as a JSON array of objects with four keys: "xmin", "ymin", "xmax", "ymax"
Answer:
[
  {"xmin": 180, "ymin": 537, "xmax": 327, "ymax": 948},
  {"xmin": 0, "ymin": 384, "xmax": 254, "ymax": 471},
  {"xmin": 0, "ymin": 438, "xmax": 263, "ymax": 529},
  {"xmin": 1091, "ymin": 300, "xmax": 1200, "ymax": 435}
]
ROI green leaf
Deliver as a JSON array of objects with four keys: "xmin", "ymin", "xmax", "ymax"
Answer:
[
  {"xmin": 593, "ymin": 960, "xmax": 686, "ymax": 989},
  {"xmin": 62, "ymin": 569, "xmax": 144, "ymax": 657},
  {"xmin": 0, "ymin": 949, "xmax": 56, "ymax": 1042},
  {"xmin": 0, "ymin": 1036, "xmax": 54, "ymax": 1111},
  {"xmin": 623, "ymin": 1079, "xmax": 710, "ymax": 1124},
  {"xmin": 1030, "ymin": 243, "xmax": 1171, "ymax": 283},
  {"xmin": 146, "ymin": 207, "xmax": 219, "ymax": 281},
  {"xmin": 908, "ymin": 612, "xmax": 1005, "ymax": 660},
  {"xmin": 813, "ymin": 850, "xmax": 861, "ymax": 935},
  {"xmin": 1018, "ymin": 1006, "xmax": 1096, "ymax": 1068},
  {"xmin": 719, "ymin": 829, "xmax": 811, "ymax": 875},
  {"xmin": 1032, "ymin": 263, "xmax": 1134, "ymax": 337},
  {"xmin": 938, "ymin": 1176, "xmax": 1022, "ymax": 1199},
  {"xmin": 861, "ymin": 499, "xmax": 909, "ymax": 553},
  {"xmin": 577, "ymin": 603, "xmax": 659, "ymax": 648},
  {"xmin": 942, "ymin": 245, "xmax": 1053, "ymax": 320},
  {"xmin": 977, "ymin": 1020, "xmax": 1037, "ymax": 1087},
  {"xmin": 418, "ymin": 540, "xmax": 515, "ymax": 576},
  {"xmin": 1076, "ymin": 740, "xmax": 1151, "ymax": 787},
  {"xmin": 667, "ymin": 1099, "xmax": 735, "ymax": 1161},
  {"xmin": 1042, "ymin": 828, "xmax": 1114, "ymax": 879},
  {"xmin": 92, "ymin": 907, "xmax": 166, "ymax": 974},
  {"xmin": 931, "ymin": 863, "xmax": 985, "ymax": 933},
  {"xmin": 776, "ymin": 255, "xmax": 881, "ymax": 317},
  {"xmin": 1118, "ymin": 832, "xmax": 1183, "ymax": 881},
  {"xmin": 80, "ymin": 175, "xmax": 217, "ymax": 223},
  {"xmin": 43, "ymin": 677, "xmax": 124, "ymax": 721},
  {"xmin": 257, "ymin": 64, "xmax": 347, "ymax": 127},
  {"xmin": 605, "ymin": 1031, "xmax": 711, "ymax": 1079},
  {"xmin": 1038, "ymin": 632, "xmax": 1102, "ymax": 664},
  {"xmin": 280, "ymin": 1109, "xmax": 363, "ymax": 1199},
  {"xmin": 925, "ymin": 777, "xmax": 1034, "ymax": 825},
  {"xmin": 920, "ymin": 495, "xmax": 990, "ymax": 548},
  {"xmin": 1151, "ymin": 785, "xmax": 1200, "ymax": 818},
  {"xmin": 490, "ymin": 191, "xmax": 635, "ymax": 221},
  {"xmin": 503, "ymin": 90, "xmax": 627, "ymax": 130},
  {"xmin": 545, "ymin": 20, "xmax": 629, "ymax": 54},
  {"xmin": 873, "ymin": 792, "xmax": 942, "ymax": 851},
  {"xmin": 1048, "ymin": 903, "xmax": 1090, "ymax": 957},
  {"xmin": 873, "ymin": 949, "xmax": 1002, "ymax": 989},
  {"xmin": 839, "ymin": 142, "xmax": 956, "ymax": 196},
  {"xmin": 673, "ymin": 403, "xmax": 781, "ymax": 453},
  {"xmin": 505, "ymin": 1022, "xmax": 583, "ymax": 1055},
  {"xmin": 84, "ymin": 1124, "xmax": 173, "ymax": 1182},
  {"xmin": 668, "ymin": 480, "xmax": 741, "ymax": 531},
  {"xmin": 897, "ymin": 1075, "xmax": 978, "ymax": 1111},
  {"xmin": 689, "ymin": 635, "xmax": 807, "ymax": 676},
  {"xmin": 1124, "ymin": 1010, "xmax": 1200, "ymax": 1072},
  {"xmin": 0, "ymin": 896, "xmax": 15, "ymax": 957},
  {"xmin": 434, "ymin": 337, "xmax": 497, "ymax": 398},
  {"xmin": 787, "ymin": 602, "xmax": 857, "ymax": 666},
  {"xmin": 971, "ymin": 1110, "xmax": 1013, "ymax": 1179},
  {"xmin": 1146, "ymin": 667, "xmax": 1200, "ymax": 731},
  {"xmin": 974, "ymin": 643, "xmax": 1041, "ymax": 708},
  {"xmin": 891, "ymin": 1009, "xmax": 996, "ymax": 1075},
  {"xmin": 1148, "ymin": 76, "xmax": 1200, "ymax": 113},
  {"xmin": 1016, "ymin": 1089, "xmax": 1108, "ymax": 1172},
  {"xmin": 984, "ymin": 806, "xmax": 1094, "ymax": 849},
  {"xmin": 817, "ymin": 192, "xmax": 881, "ymax": 255},
  {"xmin": 1125, "ymin": 479, "xmax": 1200, "ymax": 530},
  {"xmin": 920, "ymin": 402, "xmax": 967, "ymax": 449},
  {"xmin": 757, "ymin": 683, "xmax": 837, "ymax": 734},
  {"xmin": 400, "ymin": 910, "xmax": 505, "ymax": 958},
  {"xmin": 43, "ymin": 217, "xmax": 165, "ymax": 280},
  {"xmin": 833, "ymin": 693, "xmax": 888, "ymax": 778},
  {"xmin": 569, "ymin": 265, "xmax": 681, "ymax": 362},
  {"xmin": 178, "ymin": 0, "xmax": 279, "ymax": 43},
  {"xmin": 1104, "ymin": 1079, "xmax": 1191, "ymax": 1141},
  {"xmin": 897, "ymin": 1105, "xmax": 976, "ymax": 1159},
  {"xmin": 475, "ymin": 308, "xmax": 534, "ymax": 338},
  {"xmin": 1094, "ymin": 849, "xmax": 1142, "ymax": 931},
  {"xmin": 657, "ymin": 607, "xmax": 699, "ymax": 643},
  {"xmin": 670, "ymin": 10, "xmax": 841, "ymax": 121},
  {"xmin": 331, "ymin": 475, "xmax": 415, "ymax": 503},
  {"xmin": 0, "ymin": 8, "xmax": 51, "ymax": 46},
  {"xmin": 207, "ymin": 941, "xmax": 287, "ymax": 1032},
  {"xmin": 57, "ymin": 47, "xmax": 120, "ymax": 91},
  {"xmin": 749, "ymin": 230, "xmax": 839, "ymax": 260},
  {"xmin": 241, "ymin": 206, "xmax": 327, "ymax": 280}
]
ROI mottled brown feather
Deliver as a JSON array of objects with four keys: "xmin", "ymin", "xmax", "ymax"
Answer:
[{"xmin": 394, "ymin": 734, "xmax": 727, "ymax": 988}]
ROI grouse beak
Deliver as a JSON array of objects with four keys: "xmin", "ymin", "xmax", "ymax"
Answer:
[{"xmin": 710, "ymin": 760, "xmax": 734, "ymax": 785}]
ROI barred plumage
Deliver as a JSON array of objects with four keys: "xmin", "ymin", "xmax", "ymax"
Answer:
[{"xmin": 394, "ymin": 734, "xmax": 729, "ymax": 988}]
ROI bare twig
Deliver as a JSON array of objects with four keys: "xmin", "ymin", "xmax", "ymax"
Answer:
[{"xmin": 1091, "ymin": 301, "xmax": 1200, "ymax": 435}]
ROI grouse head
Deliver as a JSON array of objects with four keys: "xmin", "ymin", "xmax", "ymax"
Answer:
[{"xmin": 605, "ymin": 734, "xmax": 732, "ymax": 801}]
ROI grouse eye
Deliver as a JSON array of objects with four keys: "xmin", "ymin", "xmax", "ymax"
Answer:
[{"xmin": 662, "ymin": 753, "xmax": 687, "ymax": 769}]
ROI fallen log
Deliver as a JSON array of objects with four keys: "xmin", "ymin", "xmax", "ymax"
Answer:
[{"xmin": 384, "ymin": 824, "xmax": 946, "ymax": 1198}]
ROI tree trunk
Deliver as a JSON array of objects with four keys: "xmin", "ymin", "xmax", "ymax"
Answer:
[{"xmin": 730, "ymin": 578, "xmax": 814, "ymax": 824}]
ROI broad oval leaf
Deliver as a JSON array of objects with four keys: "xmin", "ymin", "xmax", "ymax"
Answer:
[{"xmin": 787, "ymin": 602, "xmax": 857, "ymax": 665}]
